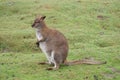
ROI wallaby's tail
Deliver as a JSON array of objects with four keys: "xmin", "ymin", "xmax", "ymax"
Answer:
[{"xmin": 64, "ymin": 59, "xmax": 107, "ymax": 66}]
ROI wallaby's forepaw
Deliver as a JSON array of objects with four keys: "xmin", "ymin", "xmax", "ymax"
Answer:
[{"xmin": 36, "ymin": 42, "xmax": 39, "ymax": 47}]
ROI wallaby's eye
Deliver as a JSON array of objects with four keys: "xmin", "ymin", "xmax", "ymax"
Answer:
[
  {"xmin": 34, "ymin": 20, "xmax": 40, "ymax": 23},
  {"xmin": 34, "ymin": 19, "xmax": 40, "ymax": 23}
]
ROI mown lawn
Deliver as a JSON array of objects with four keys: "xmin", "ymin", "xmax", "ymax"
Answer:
[{"xmin": 0, "ymin": 0, "xmax": 120, "ymax": 80}]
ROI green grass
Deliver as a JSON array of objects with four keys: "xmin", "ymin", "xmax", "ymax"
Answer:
[{"xmin": 0, "ymin": 0, "xmax": 120, "ymax": 80}]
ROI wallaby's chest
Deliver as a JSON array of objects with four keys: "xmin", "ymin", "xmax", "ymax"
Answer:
[
  {"xmin": 36, "ymin": 31, "xmax": 48, "ymax": 53},
  {"xmin": 36, "ymin": 31, "xmax": 43, "ymax": 41}
]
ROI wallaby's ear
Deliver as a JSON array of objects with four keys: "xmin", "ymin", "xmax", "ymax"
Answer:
[{"xmin": 41, "ymin": 16, "xmax": 46, "ymax": 20}]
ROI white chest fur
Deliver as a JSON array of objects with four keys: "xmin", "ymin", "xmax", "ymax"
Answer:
[
  {"xmin": 36, "ymin": 30, "xmax": 47, "ymax": 53},
  {"xmin": 36, "ymin": 30, "xmax": 43, "ymax": 41},
  {"xmin": 36, "ymin": 30, "xmax": 50, "ymax": 60}
]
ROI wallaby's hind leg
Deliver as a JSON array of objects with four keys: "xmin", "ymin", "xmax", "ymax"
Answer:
[
  {"xmin": 46, "ymin": 56, "xmax": 60, "ymax": 70},
  {"xmin": 46, "ymin": 51, "xmax": 61, "ymax": 70},
  {"xmin": 46, "ymin": 62, "xmax": 60, "ymax": 70}
]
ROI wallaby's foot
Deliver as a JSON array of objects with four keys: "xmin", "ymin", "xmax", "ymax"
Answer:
[
  {"xmin": 46, "ymin": 67, "xmax": 54, "ymax": 70},
  {"xmin": 46, "ymin": 66, "xmax": 59, "ymax": 70},
  {"xmin": 38, "ymin": 62, "xmax": 55, "ymax": 66},
  {"xmin": 46, "ymin": 64, "xmax": 60, "ymax": 70},
  {"xmin": 38, "ymin": 62, "xmax": 48, "ymax": 65}
]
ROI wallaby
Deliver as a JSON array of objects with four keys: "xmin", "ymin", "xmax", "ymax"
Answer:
[{"xmin": 31, "ymin": 15, "xmax": 106, "ymax": 70}]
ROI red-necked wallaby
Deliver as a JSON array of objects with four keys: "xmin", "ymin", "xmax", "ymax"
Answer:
[{"xmin": 31, "ymin": 15, "xmax": 106, "ymax": 70}]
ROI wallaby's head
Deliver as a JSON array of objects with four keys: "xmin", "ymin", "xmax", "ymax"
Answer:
[{"xmin": 32, "ymin": 15, "xmax": 46, "ymax": 28}]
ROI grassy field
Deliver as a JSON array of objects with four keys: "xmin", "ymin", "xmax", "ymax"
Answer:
[{"xmin": 0, "ymin": 0, "xmax": 120, "ymax": 80}]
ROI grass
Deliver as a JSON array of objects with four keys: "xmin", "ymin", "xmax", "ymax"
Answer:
[{"xmin": 0, "ymin": 0, "xmax": 120, "ymax": 80}]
